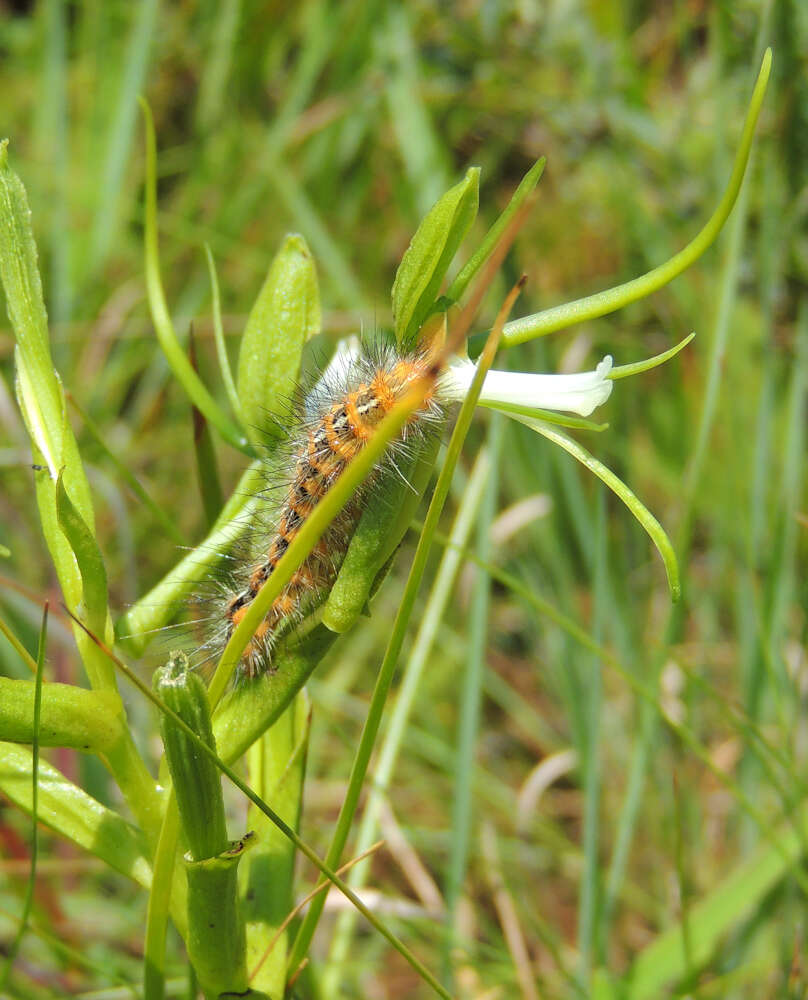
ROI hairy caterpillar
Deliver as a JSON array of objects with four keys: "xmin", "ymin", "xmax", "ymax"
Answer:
[{"xmin": 200, "ymin": 340, "xmax": 445, "ymax": 678}]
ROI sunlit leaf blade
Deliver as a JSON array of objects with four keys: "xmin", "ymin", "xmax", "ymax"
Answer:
[
  {"xmin": 391, "ymin": 167, "xmax": 479, "ymax": 345},
  {"xmin": 515, "ymin": 415, "xmax": 681, "ymax": 601},
  {"xmin": 237, "ymin": 233, "xmax": 321, "ymax": 445},
  {"xmin": 609, "ymin": 333, "xmax": 695, "ymax": 380},
  {"xmin": 0, "ymin": 743, "xmax": 153, "ymax": 888}
]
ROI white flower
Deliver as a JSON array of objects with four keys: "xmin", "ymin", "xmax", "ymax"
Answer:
[{"xmin": 442, "ymin": 355, "xmax": 613, "ymax": 417}]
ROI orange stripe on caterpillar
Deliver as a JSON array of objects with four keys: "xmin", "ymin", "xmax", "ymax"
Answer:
[{"xmin": 219, "ymin": 345, "xmax": 441, "ymax": 679}]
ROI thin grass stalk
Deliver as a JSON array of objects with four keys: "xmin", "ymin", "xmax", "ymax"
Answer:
[
  {"xmin": 0, "ymin": 604, "xmax": 46, "ymax": 992},
  {"xmin": 323, "ymin": 447, "xmax": 491, "ymax": 990},
  {"xmin": 286, "ymin": 273, "xmax": 528, "ymax": 979},
  {"xmin": 577, "ymin": 492, "xmax": 606, "ymax": 984},
  {"xmin": 139, "ymin": 100, "xmax": 251, "ymax": 455},
  {"xmin": 38, "ymin": 0, "xmax": 70, "ymax": 330},
  {"xmin": 143, "ymin": 795, "xmax": 181, "ymax": 1000},
  {"xmin": 67, "ymin": 614, "xmax": 454, "ymax": 1000},
  {"xmin": 442, "ymin": 414, "xmax": 500, "ymax": 986}
]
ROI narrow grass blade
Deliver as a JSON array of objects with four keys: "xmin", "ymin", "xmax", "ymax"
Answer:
[
  {"xmin": 143, "ymin": 795, "xmax": 181, "ymax": 1000},
  {"xmin": 578, "ymin": 494, "xmax": 606, "ymax": 985},
  {"xmin": 139, "ymin": 100, "xmax": 251, "ymax": 455},
  {"xmin": 0, "ymin": 604, "xmax": 47, "ymax": 992},
  {"xmin": 66, "ymin": 612, "xmax": 454, "ymax": 1000},
  {"xmin": 203, "ymin": 243, "xmax": 243, "ymax": 425},
  {"xmin": 195, "ymin": 0, "xmax": 242, "ymax": 130},
  {"xmin": 287, "ymin": 274, "xmax": 528, "ymax": 977},
  {"xmin": 515, "ymin": 416, "xmax": 680, "ymax": 601},
  {"xmin": 189, "ymin": 327, "xmax": 224, "ymax": 528},
  {"xmin": 381, "ymin": 4, "xmax": 452, "ymax": 216},
  {"xmin": 443, "ymin": 412, "xmax": 501, "ymax": 982},
  {"xmin": 37, "ymin": 0, "xmax": 70, "ymax": 327},
  {"xmin": 87, "ymin": 0, "xmax": 159, "ymax": 273}
]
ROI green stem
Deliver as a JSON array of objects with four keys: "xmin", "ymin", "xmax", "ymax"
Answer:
[
  {"xmin": 497, "ymin": 50, "xmax": 770, "ymax": 348},
  {"xmin": 139, "ymin": 99, "xmax": 251, "ymax": 455},
  {"xmin": 203, "ymin": 243, "xmax": 243, "ymax": 425},
  {"xmin": 143, "ymin": 794, "xmax": 180, "ymax": 1000},
  {"xmin": 0, "ymin": 606, "xmax": 46, "ymax": 992},
  {"xmin": 323, "ymin": 448, "xmax": 491, "ymax": 989},
  {"xmin": 86, "ymin": 629, "xmax": 452, "ymax": 1000},
  {"xmin": 444, "ymin": 415, "xmax": 500, "ymax": 984},
  {"xmin": 286, "ymin": 276, "xmax": 524, "ymax": 978},
  {"xmin": 0, "ymin": 676, "xmax": 126, "ymax": 751}
]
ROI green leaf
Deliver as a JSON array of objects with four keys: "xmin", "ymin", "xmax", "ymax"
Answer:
[
  {"xmin": 0, "ymin": 144, "xmax": 117, "ymax": 691},
  {"xmin": 447, "ymin": 156, "xmax": 545, "ymax": 304},
  {"xmin": 0, "ymin": 742, "xmax": 153, "ymax": 888},
  {"xmin": 514, "ymin": 415, "xmax": 680, "ymax": 600},
  {"xmin": 237, "ymin": 233, "xmax": 321, "ymax": 445},
  {"xmin": 391, "ymin": 167, "xmax": 479, "ymax": 346},
  {"xmin": 0, "ymin": 676, "xmax": 125, "ymax": 751},
  {"xmin": 55, "ymin": 469, "xmax": 109, "ymax": 632},
  {"xmin": 0, "ymin": 143, "xmax": 95, "ymax": 587}
]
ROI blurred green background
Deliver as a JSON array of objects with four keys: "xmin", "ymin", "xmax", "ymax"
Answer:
[{"xmin": 0, "ymin": 1, "xmax": 806, "ymax": 997}]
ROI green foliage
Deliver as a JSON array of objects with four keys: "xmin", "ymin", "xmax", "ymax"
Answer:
[
  {"xmin": 155, "ymin": 652, "xmax": 228, "ymax": 863},
  {"xmin": 392, "ymin": 166, "xmax": 479, "ymax": 345},
  {"xmin": 237, "ymin": 233, "xmax": 321, "ymax": 445},
  {"xmin": 0, "ymin": 4, "xmax": 802, "ymax": 999}
]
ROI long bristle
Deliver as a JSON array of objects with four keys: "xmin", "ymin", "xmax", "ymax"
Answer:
[{"xmin": 201, "ymin": 341, "xmax": 444, "ymax": 679}]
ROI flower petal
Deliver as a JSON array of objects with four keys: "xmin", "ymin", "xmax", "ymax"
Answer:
[{"xmin": 442, "ymin": 356, "xmax": 613, "ymax": 417}]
